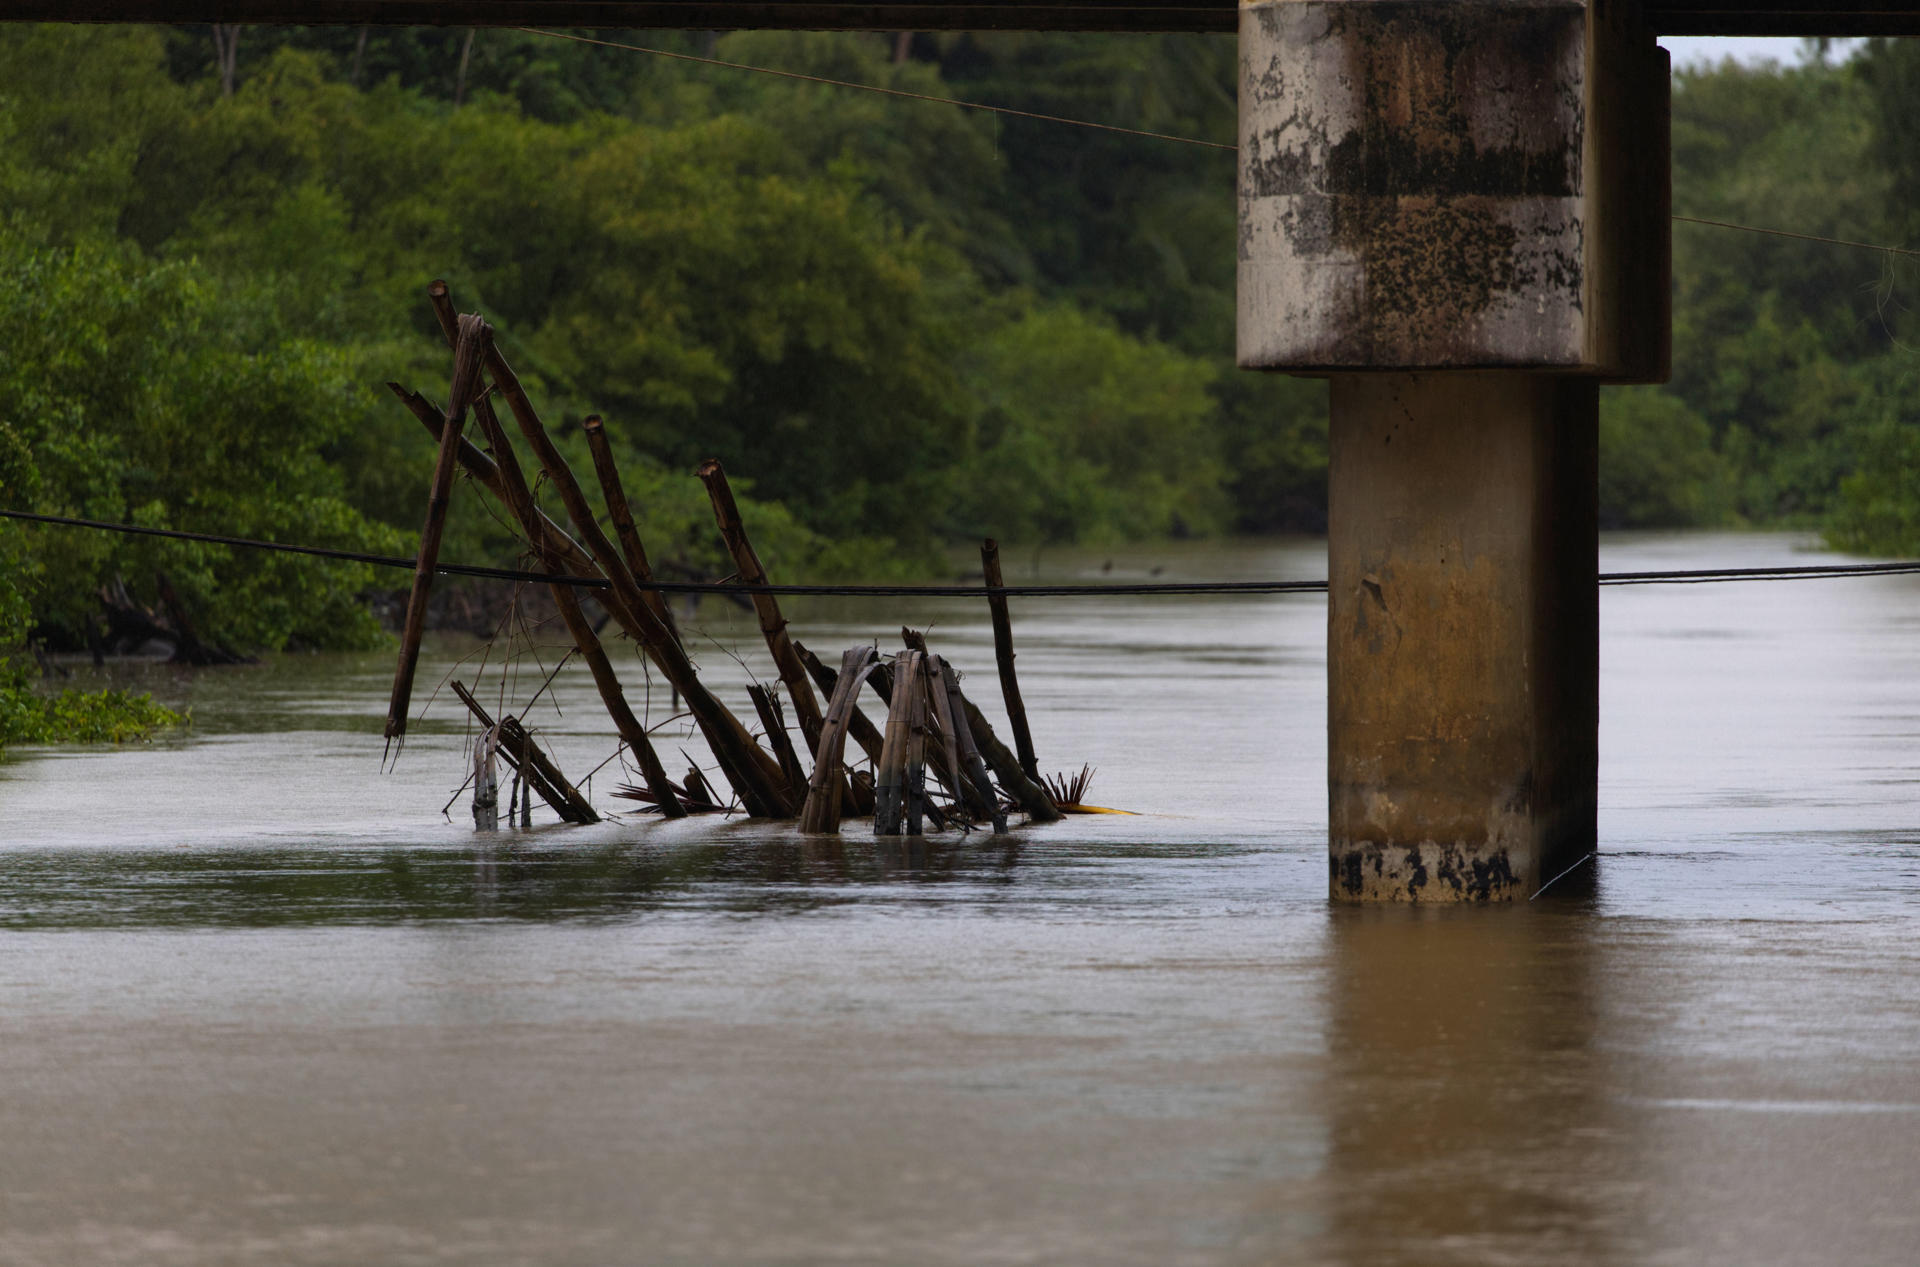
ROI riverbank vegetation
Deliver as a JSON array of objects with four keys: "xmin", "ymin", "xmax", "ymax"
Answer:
[{"xmin": 2, "ymin": 25, "xmax": 1919, "ymax": 707}]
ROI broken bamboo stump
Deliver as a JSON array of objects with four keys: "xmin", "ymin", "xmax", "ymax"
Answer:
[
  {"xmin": 934, "ymin": 654, "xmax": 1007, "ymax": 832},
  {"xmin": 904, "ymin": 656, "xmax": 929, "ymax": 836},
  {"xmin": 386, "ymin": 314, "xmax": 488, "ymax": 751},
  {"xmin": 451, "ymin": 679, "xmax": 599, "ymax": 824},
  {"xmin": 981, "ymin": 538, "xmax": 1040, "ymax": 783},
  {"xmin": 874, "ymin": 649, "xmax": 919, "ymax": 835},
  {"xmin": 795, "ymin": 640, "xmax": 886, "ymax": 770},
  {"xmin": 799, "ymin": 645, "xmax": 880, "ymax": 834},
  {"xmin": 903, "ymin": 627, "xmax": 1062, "ymax": 824}
]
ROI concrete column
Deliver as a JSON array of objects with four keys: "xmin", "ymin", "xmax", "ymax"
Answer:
[
  {"xmin": 1237, "ymin": 0, "xmax": 1666, "ymax": 899},
  {"xmin": 1328, "ymin": 373, "xmax": 1596, "ymax": 901}
]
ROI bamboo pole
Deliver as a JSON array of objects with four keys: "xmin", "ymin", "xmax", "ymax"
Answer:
[
  {"xmin": 581, "ymin": 413, "xmax": 680, "ymax": 641},
  {"xmin": 696, "ymin": 459, "xmax": 827, "ymax": 750},
  {"xmin": 479, "ymin": 345, "xmax": 792, "ymax": 817},
  {"xmin": 799, "ymin": 646, "xmax": 879, "ymax": 834},
  {"xmin": 981, "ymin": 538, "xmax": 1039, "ymax": 782},
  {"xmin": 385, "ymin": 314, "xmax": 487, "ymax": 750}
]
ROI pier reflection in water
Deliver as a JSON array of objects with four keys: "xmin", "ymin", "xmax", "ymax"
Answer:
[{"xmin": 2, "ymin": 534, "xmax": 1919, "ymax": 1264}]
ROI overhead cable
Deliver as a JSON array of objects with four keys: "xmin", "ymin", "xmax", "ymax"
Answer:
[{"xmin": 9, "ymin": 507, "xmax": 1920, "ymax": 597}]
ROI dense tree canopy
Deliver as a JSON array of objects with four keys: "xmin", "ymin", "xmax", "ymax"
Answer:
[{"xmin": 1, "ymin": 23, "xmax": 1918, "ymax": 709}]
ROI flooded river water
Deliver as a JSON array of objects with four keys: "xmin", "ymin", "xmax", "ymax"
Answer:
[{"xmin": 3, "ymin": 533, "xmax": 1919, "ymax": 1264}]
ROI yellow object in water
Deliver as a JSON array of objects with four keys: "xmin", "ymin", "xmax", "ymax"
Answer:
[{"xmin": 1060, "ymin": 804, "xmax": 1136, "ymax": 815}]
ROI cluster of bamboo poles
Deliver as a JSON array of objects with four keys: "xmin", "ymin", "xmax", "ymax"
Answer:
[{"xmin": 381, "ymin": 283, "xmax": 1064, "ymax": 835}]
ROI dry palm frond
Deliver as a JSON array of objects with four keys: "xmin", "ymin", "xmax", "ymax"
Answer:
[{"xmin": 1042, "ymin": 764, "xmax": 1095, "ymax": 809}]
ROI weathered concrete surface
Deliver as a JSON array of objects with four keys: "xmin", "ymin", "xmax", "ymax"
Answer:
[
  {"xmin": 1327, "ymin": 373, "xmax": 1597, "ymax": 901},
  {"xmin": 1238, "ymin": 0, "xmax": 1669, "ymax": 380}
]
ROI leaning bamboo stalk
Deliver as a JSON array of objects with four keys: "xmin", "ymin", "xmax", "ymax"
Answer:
[
  {"xmin": 903, "ymin": 627, "xmax": 1062, "ymax": 824},
  {"xmin": 481, "ymin": 347, "xmax": 792, "ymax": 817},
  {"xmin": 799, "ymin": 646, "xmax": 880, "ymax": 833},
  {"xmin": 385, "ymin": 315, "xmax": 488, "ymax": 750},
  {"xmin": 696, "ymin": 459, "xmax": 828, "ymax": 748},
  {"xmin": 582, "ymin": 413, "xmax": 680, "ymax": 642},
  {"xmin": 981, "ymin": 538, "xmax": 1040, "ymax": 782},
  {"xmin": 389, "ymin": 383, "xmax": 599, "ymax": 580},
  {"xmin": 747, "ymin": 683, "xmax": 808, "ymax": 803},
  {"xmin": 419, "ymin": 285, "xmax": 791, "ymax": 816},
  {"xmin": 451, "ymin": 679, "xmax": 598, "ymax": 824},
  {"xmin": 463, "ymin": 394, "xmax": 685, "ymax": 818},
  {"xmin": 551, "ymin": 579, "xmax": 688, "ymax": 819}
]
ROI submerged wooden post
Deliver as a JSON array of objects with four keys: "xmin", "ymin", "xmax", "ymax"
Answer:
[
  {"xmin": 980, "ymin": 538, "xmax": 1039, "ymax": 783},
  {"xmin": 472, "ymin": 723, "xmax": 499, "ymax": 830},
  {"xmin": 903, "ymin": 656, "xmax": 929, "ymax": 837},
  {"xmin": 385, "ymin": 314, "xmax": 488, "ymax": 750}
]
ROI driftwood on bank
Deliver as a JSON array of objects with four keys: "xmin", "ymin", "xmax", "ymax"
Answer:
[
  {"xmin": 799, "ymin": 645, "xmax": 879, "ymax": 834},
  {"xmin": 981, "ymin": 538, "xmax": 1040, "ymax": 783},
  {"xmin": 450, "ymin": 679, "xmax": 599, "ymax": 824},
  {"xmin": 386, "ymin": 315, "xmax": 489, "ymax": 749}
]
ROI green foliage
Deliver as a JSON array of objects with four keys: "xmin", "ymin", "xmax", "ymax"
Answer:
[{"xmin": 0, "ymin": 683, "xmax": 183, "ymax": 748}]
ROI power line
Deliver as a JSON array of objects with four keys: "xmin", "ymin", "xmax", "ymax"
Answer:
[
  {"xmin": 1672, "ymin": 214, "xmax": 1920, "ymax": 261},
  {"xmin": 514, "ymin": 27, "xmax": 1237, "ymax": 151},
  {"xmin": 517, "ymin": 29, "xmax": 1920, "ymax": 262},
  {"xmin": 10, "ymin": 507, "xmax": 1920, "ymax": 597}
]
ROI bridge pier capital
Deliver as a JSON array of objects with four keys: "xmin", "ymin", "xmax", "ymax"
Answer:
[{"xmin": 1236, "ymin": 0, "xmax": 1670, "ymax": 899}]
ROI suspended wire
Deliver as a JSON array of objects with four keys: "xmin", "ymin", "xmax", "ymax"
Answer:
[
  {"xmin": 516, "ymin": 28, "xmax": 1920, "ymax": 262},
  {"xmin": 1671, "ymin": 215, "xmax": 1920, "ymax": 261},
  {"xmin": 11, "ymin": 507, "xmax": 1920, "ymax": 597},
  {"xmin": 513, "ymin": 27, "xmax": 1238, "ymax": 151}
]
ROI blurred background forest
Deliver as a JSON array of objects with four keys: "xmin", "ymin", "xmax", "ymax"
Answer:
[{"xmin": 3, "ymin": 23, "xmax": 1920, "ymax": 681}]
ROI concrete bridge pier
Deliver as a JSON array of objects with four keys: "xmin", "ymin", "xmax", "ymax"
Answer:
[{"xmin": 1238, "ymin": 0, "xmax": 1669, "ymax": 899}]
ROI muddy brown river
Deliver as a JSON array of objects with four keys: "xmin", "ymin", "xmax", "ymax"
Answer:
[{"xmin": 2, "ymin": 533, "xmax": 1918, "ymax": 1264}]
